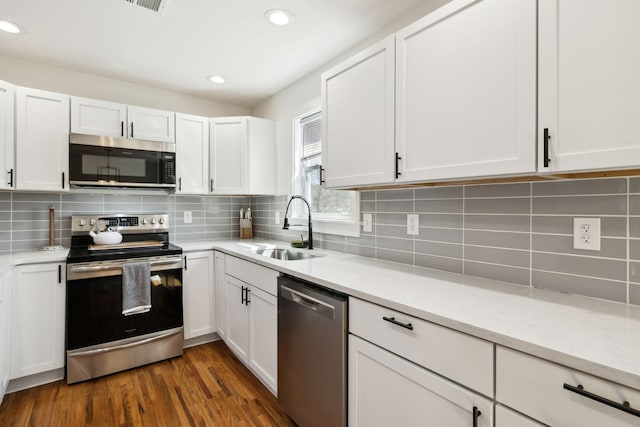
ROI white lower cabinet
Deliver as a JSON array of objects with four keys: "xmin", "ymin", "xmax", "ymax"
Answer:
[
  {"xmin": 10, "ymin": 263, "xmax": 65, "ymax": 379},
  {"xmin": 495, "ymin": 405, "xmax": 543, "ymax": 427},
  {"xmin": 0, "ymin": 270, "xmax": 11, "ymax": 404},
  {"xmin": 213, "ymin": 251, "xmax": 227, "ymax": 339},
  {"xmin": 497, "ymin": 346, "xmax": 640, "ymax": 426},
  {"xmin": 349, "ymin": 335, "xmax": 492, "ymax": 427},
  {"xmin": 182, "ymin": 251, "xmax": 215, "ymax": 340},
  {"xmin": 221, "ymin": 255, "xmax": 278, "ymax": 394}
]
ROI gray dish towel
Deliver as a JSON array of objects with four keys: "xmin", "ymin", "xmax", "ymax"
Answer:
[{"xmin": 122, "ymin": 261, "xmax": 151, "ymax": 316}]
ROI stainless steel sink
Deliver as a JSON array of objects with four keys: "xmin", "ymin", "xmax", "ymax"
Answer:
[{"xmin": 251, "ymin": 248, "xmax": 321, "ymax": 261}]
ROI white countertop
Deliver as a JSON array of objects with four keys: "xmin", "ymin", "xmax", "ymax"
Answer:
[{"xmin": 180, "ymin": 239, "xmax": 640, "ymax": 391}]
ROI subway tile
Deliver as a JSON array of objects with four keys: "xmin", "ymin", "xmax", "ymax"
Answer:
[
  {"xmin": 62, "ymin": 193, "xmax": 103, "ymax": 203},
  {"xmin": 11, "ymin": 230, "xmax": 50, "ymax": 241},
  {"xmin": 631, "ymin": 196, "xmax": 640, "ymax": 215},
  {"xmin": 12, "ymin": 192, "xmax": 61, "ymax": 202},
  {"xmin": 533, "ymin": 234, "xmax": 627, "ymax": 259},
  {"xmin": 630, "ymin": 217, "xmax": 640, "ymax": 238},
  {"xmin": 104, "ymin": 203, "xmax": 142, "ymax": 214},
  {"xmin": 376, "ymin": 189, "xmax": 414, "ymax": 200},
  {"xmin": 361, "ymin": 201, "xmax": 375, "ymax": 212},
  {"xmin": 104, "ymin": 194, "xmax": 142, "ymax": 204},
  {"xmin": 361, "ymin": 191, "xmax": 375, "ymax": 201},
  {"xmin": 420, "ymin": 214, "xmax": 463, "ymax": 229},
  {"xmin": 346, "ymin": 244, "xmax": 375, "ymax": 258},
  {"xmin": 415, "ymin": 227, "xmax": 463, "ymax": 244},
  {"xmin": 375, "ymin": 213, "xmax": 407, "ymax": 226},
  {"xmin": 415, "ymin": 186, "xmax": 463, "ymax": 199},
  {"xmin": 533, "ymin": 253, "xmax": 626, "ymax": 282},
  {"xmin": 532, "ymin": 270, "xmax": 627, "ymax": 303},
  {"xmin": 376, "ymin": 248, "xmax": 413, "ymax": 265},
  {"xmin": 324, "ymin": 240, "xmax": 346, "ymax": 253},
  {"xmin": 464, "ymin": 246, "xmax": 529, "ymax": 268},
  {"xmin": 464, "ymin": 261, "xmax": 530, "ymax": 286},
  {"xmin": 377, "ymin": 224, "xmax": 410, "ymax": 239},
  {"xmin": 414, "ymin": 199, "xmax": 463, "ymax": 214},
  {"xmin": 533, "ymin": 216, "xmax": 626, "ymax": 237},
  {"xmin": 12, "ymin": 240, "xmax": 49, "ymax": 251},
  {"xmin": 630, "ymin": 262, "xmax": 640, "ymax": 284},
  {"xmin": 376, "ymin": 236, "xmax": 413, "ymax": 252},
  {"xmin": 0, "ymin": 222, "xmax": 9, "ymax": 232},
  {"xmin": 0, "ymin": 231, "xmax": 10, "ymax": 241},
  {"xmin": 630, "ymin": 284, "xmax": 640, "ymax": 306},
  {"xmin": 0, "ymin": 192, "xmax": 11, "ymax": 201},
  {"xmin": 465, "ymin": 182, "xmax": 530, "ymax": 198},
  {"xmin": 376, "ymin": 200, "xmax": 414, "ymax": 213},
  {"xmin": 464, "ymin": 215, "xmax": 530, "ymax": 232},
  {"xmin": 414, "ymin": 240, "xmax": 462, "ymax": 259},
  {"xmin": 12, "ymin": 201, "xmax": 63, "ymax": 212},
  {"xmin": 323, "ymin": 233, "xmax": 346, "ymax": 244},
  {"xmin": 464, "ymin": 198, "xmax": 529, "ymax": 214},
  {"xmin": 62, "ymin": 202, "xmax": 104, "ymax": 214},
  {"xmin": 631, "ymin": 239, "xmax": 640, "ymax": 260},
  {"xmin": 464, "ymin": 230, "xmax": 530, "ymax": 250},
  {"xmin": 533, "ymin": 178, "xmax": 626, "ymax": 196},
  {"xmin": 347, "ymin": 235, "xmax": 375, "ymax": 247},
  {"xmin": 630, "ymin": 177, "xmax": 640, "ymax": 194},
  {"xmin": 533, "ymin": 195, "xmax": 626, "ymax": 215},
  {"xmin": 415, "ymin": 254, "xmax": 463, "ymax": 274}
]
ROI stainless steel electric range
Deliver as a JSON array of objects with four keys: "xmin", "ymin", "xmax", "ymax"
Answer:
[{"xmin": 65, "ymin": 214, "xmax": 183, "ymax": 384}]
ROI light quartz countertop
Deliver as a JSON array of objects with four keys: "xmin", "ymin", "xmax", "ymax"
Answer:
[
  {"xmin": 179, "ymin": 239, "xmax": 640, "ymax": 391},
  {"xmin": 6, "ymin": 241, "xmax": 640, "ymax": 391}
]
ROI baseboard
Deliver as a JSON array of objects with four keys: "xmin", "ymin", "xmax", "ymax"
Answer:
[
  {"xmin": 6, "ymin": 368, "xmax": 65, "ymax": 394},
  {"xmin": 183, "ymin": 332, "xmax": 220, "ymax": 349}
]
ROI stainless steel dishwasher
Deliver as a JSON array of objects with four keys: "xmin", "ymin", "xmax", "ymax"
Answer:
[{"xmin": 278, "ymin": 275, "xmax": 348, "ymax": 427}]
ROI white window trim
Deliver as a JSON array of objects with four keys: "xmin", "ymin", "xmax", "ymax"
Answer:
[{"xmin": 291, "ymin": 108, "xmax": 360, "ymax": 238}]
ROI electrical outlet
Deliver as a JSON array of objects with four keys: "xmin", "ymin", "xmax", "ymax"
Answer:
[
  {"xmin": 275, "ymin": 211, "xmax": 280, "ymax": 225},
  {"xmin": 407, "ymin": 214, "xmax": 419, "ymax": 236},
  {"xmin": 362, "ymin": 213, "xmax": 372, "ymax": 232},
  {"xmin": 184, "ymin": 211, "xmax": 193, "ymax": 224},
  {"xmin": 573, "ymin": 218, "xmax": 600, "ymax": 251}
]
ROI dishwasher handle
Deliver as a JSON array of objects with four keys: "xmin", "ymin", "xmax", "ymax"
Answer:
[{"xmin": 280, "ymin": 284, "xmax": 336, "ymax": 320}]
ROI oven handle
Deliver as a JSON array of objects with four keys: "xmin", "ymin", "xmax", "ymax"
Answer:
[
  {"xmin": 69, "ymin": 259, "xmax": 181, "ymax": 273},
  {"xmin": 69, "ymin": 329, "xmax": 182, "ymax": 358},
  {"xmin": 67, "ymin": 257, "xmax": 184, "ymax": 279}
]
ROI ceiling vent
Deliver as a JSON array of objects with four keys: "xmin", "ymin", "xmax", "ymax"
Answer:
[{"xmin": 124, "ymin": 0, "xmax": 169, "ymax": 14}]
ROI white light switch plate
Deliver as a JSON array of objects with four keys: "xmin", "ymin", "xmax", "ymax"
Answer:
[
  {"xmin": 362, "ymin": 213, "xmax": 372, "ymax": 232},
  {"xmin": 184, "ymin": 211, "xmax": 193, "ymax": 224},
  {"xmin": 573, "ymin": 217, "xmax": 600, "ymax": 251},
  {"xmin": 275, "ymin": 211, "xmax": 280, "ymax": 225},
  {"xmin": 407, "ymin": 214, "xmax": 419, "ymax": 235}
]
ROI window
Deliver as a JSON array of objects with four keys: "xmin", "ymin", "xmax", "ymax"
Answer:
[{"xmin": 292, "ymin": 109, "xmax": 360, "ymax": 237}]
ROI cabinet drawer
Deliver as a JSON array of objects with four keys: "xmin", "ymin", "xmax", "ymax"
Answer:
[
  {"xmin": 225, "ymin": 255, "xmax": 278, "ymax": 295},
  {"xmin": 497, "ymin": 346, "xmax": 640, "ymax": 426},
  {"xmin": 495, "ymin": 405, "xmax": 543, "ymax": 427},
  {"xmin": 349, "ymin": 297, "xmax": 493, "ymax": 396}
]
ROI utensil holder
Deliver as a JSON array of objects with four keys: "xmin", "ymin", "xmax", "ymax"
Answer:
[{"xmin": 240, "ymin": 218, "xmax": 253, "ymax": 239}]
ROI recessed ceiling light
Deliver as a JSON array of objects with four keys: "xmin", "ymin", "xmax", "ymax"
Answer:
[
  {"xmin": 0, "ymin": 19, "xmax": 23, "ymax": 34},
  {"xmin": 265, "ymin": 9, "xmax": 294, "ymax": 26},
  {"xmin": 207, "ymin": 75, "xmax": 226, "ymax": 84}
]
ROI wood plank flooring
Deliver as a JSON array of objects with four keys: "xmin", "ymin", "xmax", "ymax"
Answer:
[{"xmin": 0, "ymin": 341, "xmax": 295, "ymax": 427}]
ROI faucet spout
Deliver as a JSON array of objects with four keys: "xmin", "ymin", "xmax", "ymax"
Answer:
[{"xmin": 282, "ymin": 195, "xmax": 313, "ymax": 250}]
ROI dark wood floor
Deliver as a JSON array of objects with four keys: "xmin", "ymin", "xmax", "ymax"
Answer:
[{"xmin": 0, "ymin": 341, "xmax": 295, "ymax": 427}]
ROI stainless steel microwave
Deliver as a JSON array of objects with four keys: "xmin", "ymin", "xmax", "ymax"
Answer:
[{"xmin": 69, "ymin": 134, "xmax": 176, "ymax": 189}]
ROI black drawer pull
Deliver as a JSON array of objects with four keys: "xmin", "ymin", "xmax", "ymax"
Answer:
[
  {"xmin": 563, "ymin": 383, "xmax": 640, "ymax": 418},
  {"xmin": 382, "ymin": 316, "xmax": 413, "ymax": 330},
  {"xmin": 472, "ymin": 406, "xmax": 481, "ymax": 427}
]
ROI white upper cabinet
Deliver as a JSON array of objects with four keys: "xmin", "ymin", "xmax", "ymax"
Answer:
[
  {"xmin": 538, "ymin": 0, "xmax": 640, "ymax": 173},
  {"xmin": 176, "ymin": 113, "xmax": 209, "ymax": 194},
  {"xmin": 70, "ymin": 96, "xmax": 175, "ymax": 143},
  {"xmin": 70, "ymin": 97, "xmax": 127, "ymax": 138},
  {"xmin": 321, "ymin": 35, "xmax": 396, "ymax": 188},
  {"xmin": 396, "ymin": 0, "xmax": 536, "ymax": 182},
  {"xmin": 209, "ymin": 116, "xmax": 275, "ymax": 195},
  {"xmin": 128, "ymin": 105, "xmax": 175, "ymax": 144},
  {"xmin": 0, "ymin": 81, "xmax": 15, "ymax": 191},
  {"xmin": 16, "ymin": 87, "xmax": 69, "ymax": 192}
]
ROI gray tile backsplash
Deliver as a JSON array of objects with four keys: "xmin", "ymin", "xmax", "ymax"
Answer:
[{"xmin": 254, "ymin": 177, "xmax": 640, "ymax": 306}]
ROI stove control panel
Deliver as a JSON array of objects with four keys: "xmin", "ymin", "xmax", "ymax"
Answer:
[{"xmin": 71, "ymin": 214, "xmax": 170, "ymax": 235}]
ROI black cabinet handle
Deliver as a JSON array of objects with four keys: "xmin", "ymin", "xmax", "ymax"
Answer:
[
  {"xmin": 241, "ymin": 286, "xmax": 247, "ymax": 304},
  {"xmin": 563, "ymin": 383, "xmax": 640, "ymax": 418},
  {"xmin": 472, "ymin": 406, "xmax": 481, "ymax": 427},
  {"xmin": 245, "ymin": 288, "xmax": 250, "ymax": 305},
  {"xmin": 131, "ymin": 122, "xmax": 134, "ymax": 138},
  {"xmin": 382, "ymin": 316, "xmax": 413, "ymax": 330},
  {"xmin": 62, "ymin": 172, "xmax": 65, "ymax": 189},
  {"xmin": 395, "ymin": 152, "xmax": 402, "ymax": 179},
  {"xmin": 58, "ymin": 265, "xmax": 62, "ymax": 284},
  {"xmin": 178, "ymin": 177, "xmax": 182, "ymax": 191},
  {"xmin": 320, "ymin": 167, "xmax": 325, "ymax": 185},
  {"xmin": 210, "ymin": 179, "xmax": 214, "ymax": 192},
  {"xmin": 183, "ymin": 255, "xmax": 188, "ymax": 270},
  {"xmin": 121, "ymin": 121, "xmax": 124, "ymax": 137},
  {"xmin": 7, "ymin": 168, "xmax": 13, "ymax": 187},
  {"xmin": 543, "ymin": 128, "xmax": 551, "ymax": 168}
]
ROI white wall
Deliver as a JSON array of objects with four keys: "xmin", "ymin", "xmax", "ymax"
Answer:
[
  {"xmin": 252, "ymin": 0, "xmax": 450, "ymax": 195},
  {"xmin": 0, "ymin": 55, "xmax": 250, "ymax": 117}
]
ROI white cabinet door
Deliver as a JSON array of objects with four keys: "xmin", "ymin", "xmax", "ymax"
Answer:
[
  {"xmin": 538, "ymin": 0, "xmax": 640, "ymax": 173},
  {"xmin": 70, "ymin": 97, "xmax": 127, "ymax": 138},
  {"xmin": 176, "ymin": 113, "xmax": 209, "ymax": 194},
  {"xmin": 349, "ymin": 335, "xmax": 492, "ymax": 427},
  {"xmin": 128, "ymin": 105, "xmax": 175, "ymax": 143},
  {"xmin": 321, "ymin": 35, "xmax": 396, "ymax": 188},
  {"xmin": 0, "ymin": 270, "xmax": 10, "ymax": 404},
  {"xmin": 183, "ymin": 251, "xmax": 215, "ymax": 340},
  {"xmin": 224, "ymin": 275, "xmax": 249, "ymax": 362},
  {"xmin": 209, "ymin": 117, "xmax": 247, "ymax": 194},
  {"xmin": 214, "ymin": 251, "xmax": 227, "ymax": 339},
  {"xmin": 495, "ymin": 405, "xmax": 544, "ymax": 427},
  {"xmin": 0, "ymin": 80, "xmax": 15, "ymax": 191},
  {"xmin": 246, "ymin": 117, "xmax": 276, "ymax": 195},
  {"xmin": 10, "ymin": 263, "xmax": 65, "ymax": 379},
  {"xmin": 396, "ymin": 0, "xmax": 536, "ymax": 182},
  {"xmin": 248, "ymin": 285, "xmax": 277, "ymax": 393},
  {"xmin": 15, "ymin": 87, "xmax": 69, "ymax": 192}
]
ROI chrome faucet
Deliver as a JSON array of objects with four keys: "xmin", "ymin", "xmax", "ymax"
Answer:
[{"xmin": 282, "ymin": 195, "xmax": 313, "ymax": 250}]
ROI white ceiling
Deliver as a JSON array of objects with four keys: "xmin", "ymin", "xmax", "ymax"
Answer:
[{"xmin": 0, "ymin": 0, "xmax": 431, "ymax": 107}]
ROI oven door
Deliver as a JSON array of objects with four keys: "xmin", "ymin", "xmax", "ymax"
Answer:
[
  {"xmin": 66, "ymin": 256, "xmax": 183, "ymax": 351},
  {"xmin": 69, "ymin": 143, "xmax": 175, "ymax": 188}
]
